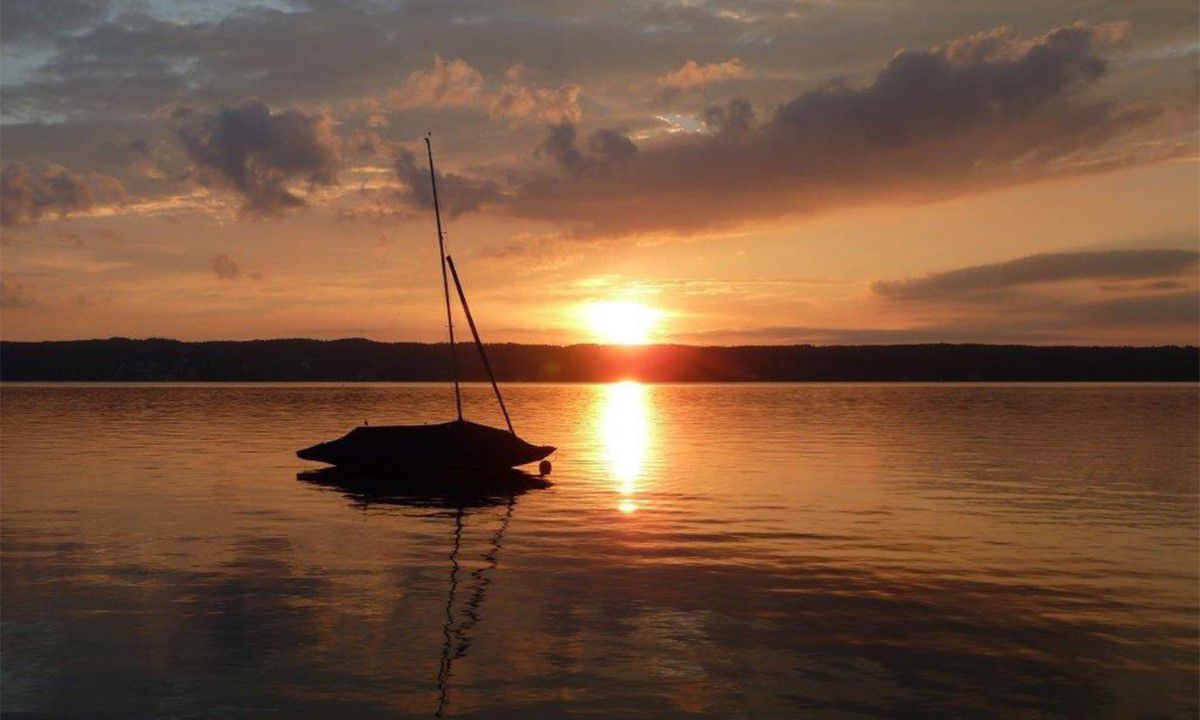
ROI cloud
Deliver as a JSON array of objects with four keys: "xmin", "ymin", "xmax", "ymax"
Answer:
[
  {"xmin": 387, "ymin": 55, "xmax": 484, "ymax": 110},
  {"xmin": 854, "ymin": 248, "xmax": 1200, "ymax": 344},
  {"xmin": 678, "ymin": 289, "xmax": 1200, "ymax": 345},
  {"xmin": 0, "ymin": 0, "xmax": 108, "ymax": 44},
  {"xmin": 388, "ymin": 55, "xmax": 582, "ymax": 125},
  {"xmin": 701, "ymin": 99, "xmax": 755, "ymax": 135},
  {"xmin": 212, "ymin": 254, "xmax": 241, "ymax": 280},
  {"xmin": 393, "ymin": 148, "xmax": 501, "ymax": 218},
  {"xmin": 873, "ymin": 249, "xmax": 1200, "ymax": 299},
  {"xmin": 0, "ymin": 278, "xmax": 37, "ymax": 308},
  {"xmin": 658, "ymin": 58, "xmax": 748, "ymax": 89},
  {"xmin": 343, "ymin": 128, "xmax": 392, "ymax": 158},
  {"xmin": 177, "ymin": 100, "xmax": 340, "ymax": 216},
  {"xmin": 498, "ymin": 22, "xmax": 1151, "ymax": 237},
  {"xmin": 0, "ymin": 162, "xmax": 124, "ymax": 225},
  {"xmin": 539, "ymin": 123, "xmax": 637, "ymax": 176},
  {"xmin": 489, "ymin": 83, "xmax": 581, "ymax": 125}
]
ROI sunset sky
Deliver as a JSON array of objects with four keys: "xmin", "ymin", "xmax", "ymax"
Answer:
[{"xmin": 1, "ymin": 0, "xmax": 1197, "ymax": 345}]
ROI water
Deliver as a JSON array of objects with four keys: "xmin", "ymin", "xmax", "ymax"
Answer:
[{"xmin": 2, "ymin": 383, "xmax": 1196, "ymax": 719}]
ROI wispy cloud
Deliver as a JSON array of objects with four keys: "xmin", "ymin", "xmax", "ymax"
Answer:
[{"xmin": 873, "ymin": 249, "xmax": 1200, "ymax": 300}]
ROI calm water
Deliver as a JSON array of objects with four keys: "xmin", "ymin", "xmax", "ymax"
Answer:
[{"xmin": 2, "ymin": 383, "xmax": 1197, "ymax": 719}]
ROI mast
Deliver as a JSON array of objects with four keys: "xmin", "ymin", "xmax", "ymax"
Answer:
[
  {"xmin": 425, "ymin": 135, "xmax": 463, "ymax": 421},
  {"xmin": 446, "ymin": 256, "xmax": 515, "ymax": 435}
]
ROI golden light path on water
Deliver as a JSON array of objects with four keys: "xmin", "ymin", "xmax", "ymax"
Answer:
[{"xmin": 598, "ymin": 380, "xmax": 652, "ymax": 513}]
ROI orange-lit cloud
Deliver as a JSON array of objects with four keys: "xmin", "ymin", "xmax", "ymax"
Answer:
[
  {"xmin": 387, "ymin": 55, "xmax": 581, "ymax": 125},
  {"xmin": 873, "ymin": 249, "xmax": 1199, "ymax": 300},
  {"xmin": 658, "ymin": 58, "xmax": 748, "ymax": 89}
]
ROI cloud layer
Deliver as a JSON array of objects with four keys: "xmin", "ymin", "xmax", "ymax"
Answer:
[
  {"xmin": 491, "ymin": 22, "xmax": 1151, "ymax": 236},
  {"xmin": 873, "ymin": 249, "xmax": 1200, "ymax": 299},
  {"xmin": 856, "ymin": 247, "xmax": 1200, "ymax": 344}
]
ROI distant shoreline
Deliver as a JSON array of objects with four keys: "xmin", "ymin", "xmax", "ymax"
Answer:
[{"xmin": 2, "ymin": 339, "xmax": 1196, "ymax": 382}]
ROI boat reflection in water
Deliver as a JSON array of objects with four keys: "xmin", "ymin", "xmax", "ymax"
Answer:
[
  {"xmin": 599, "ymin": 381, "xmax": 653, "ymax": 514},
  {"xmin": 297, "ymin": 467, "xmax": 549, "ymax": 717},
  {"xmin": 296, "ymin": 466, "xmax": 549, "ymax": 509}
]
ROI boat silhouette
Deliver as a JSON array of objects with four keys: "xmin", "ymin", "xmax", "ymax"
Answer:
[{"xmin": 297, "ymin": 136, "xmax": 555, "ymax": 472}]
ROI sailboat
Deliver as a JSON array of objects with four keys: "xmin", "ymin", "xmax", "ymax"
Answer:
[{"xmin": 296, "ymin": 137, "xmax": 555, "ymax": 472}]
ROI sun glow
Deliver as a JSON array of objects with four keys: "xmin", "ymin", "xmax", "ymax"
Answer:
[{"xmin": 583, "ymin": 300, "xmax": 661, "ymax": 345}]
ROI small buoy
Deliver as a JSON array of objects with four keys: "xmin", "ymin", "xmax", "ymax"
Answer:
[{"xmin": 538, "ymin": 460, "xmax": 552, "ymax": 476}]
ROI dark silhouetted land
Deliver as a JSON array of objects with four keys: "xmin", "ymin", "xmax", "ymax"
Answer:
[{"xmin": 1, "ymin": 339, "xmax": 1196, "ymax": 381}]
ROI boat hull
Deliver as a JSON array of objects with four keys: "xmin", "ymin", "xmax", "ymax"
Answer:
[{"xmin": 296, "ymin": 419, "xmax": 554, "ymax": 470}]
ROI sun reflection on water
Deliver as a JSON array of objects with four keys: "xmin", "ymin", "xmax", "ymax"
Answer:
[{"xmin": 600, "ymin": 381, "xmax": 652, "ymax": 513}]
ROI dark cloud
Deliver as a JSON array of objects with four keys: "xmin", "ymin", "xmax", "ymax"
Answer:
[
  {"xmin": 211, "ymin": 254, "xmax": 241, "ymax": 281},
  {"xmin": 502, "ymin": 22, "xmax": 1150, "ymax": 236},
  {"xmin": 177, "ymin": 100, "xmax": 340, "ymax": 216},
  {"xmin": 0, "ymin": 161, "xmax": 123, "ymax": 225},
  {"xmin": 394, "ymin": 148, "xmax": 501, "ymax": 218},
  {"xmin": 539, "ymin": 123, "xmax": 638, "ymax": 176},
  {"xmin": 874, "ymin": 249, "xmax": 1200, "ymax": 300},
  {"xmin": 702, "ymin": 99, "xmax": 756, "ymax": 135}
]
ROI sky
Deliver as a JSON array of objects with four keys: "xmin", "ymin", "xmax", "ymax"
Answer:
[{"xmin": 1, "ymin": 0, "xmax": 1197, "ymax": 345}]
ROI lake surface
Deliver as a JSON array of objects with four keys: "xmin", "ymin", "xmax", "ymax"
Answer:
[{"xmin": 2, "ymin": 383, "xmax": 1197, "ymax": 719}]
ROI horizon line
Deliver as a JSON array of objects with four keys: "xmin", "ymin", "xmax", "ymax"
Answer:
[{"xmin": 2, "ymin": 337, "xmax": 1197, "ymax": 350}]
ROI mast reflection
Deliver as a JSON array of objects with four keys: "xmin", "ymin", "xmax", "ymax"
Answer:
[
  {"xmin": 295, "ymin": 468, "xmax": 542, "ymax": 717},
  {"xmin": 600, "ymin": 381, "xmax": 652, "ymax": 513}
]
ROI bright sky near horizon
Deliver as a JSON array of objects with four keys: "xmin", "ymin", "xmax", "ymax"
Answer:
[{"xmin": 1, "ymin": 1, "xmax": 1197, "ymax": 345}]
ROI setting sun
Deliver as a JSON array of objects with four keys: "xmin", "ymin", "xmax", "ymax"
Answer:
[{"xmin": 583, "ymin": 301, "xmax": 662, "ymax": 345}]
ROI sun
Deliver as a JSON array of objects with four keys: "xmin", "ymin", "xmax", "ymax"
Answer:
[{"xmin": 584, "ymin": 300, "xmax": 662, "ymax": 345}]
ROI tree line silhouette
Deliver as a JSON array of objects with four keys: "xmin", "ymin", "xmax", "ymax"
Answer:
[{"xmin": 1, "ymin": 339, "xmax": 1196, "ymax": 381}]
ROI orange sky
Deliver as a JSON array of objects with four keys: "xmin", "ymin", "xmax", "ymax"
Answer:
[{"xmin": 1, "ymin": 2, "xmax": 1197, "ymax": 345}]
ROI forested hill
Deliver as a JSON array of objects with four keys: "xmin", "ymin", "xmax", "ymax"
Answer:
[{"xmin": 1, "ymin": 339, "xmax": 1196, "ymax": 381}]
